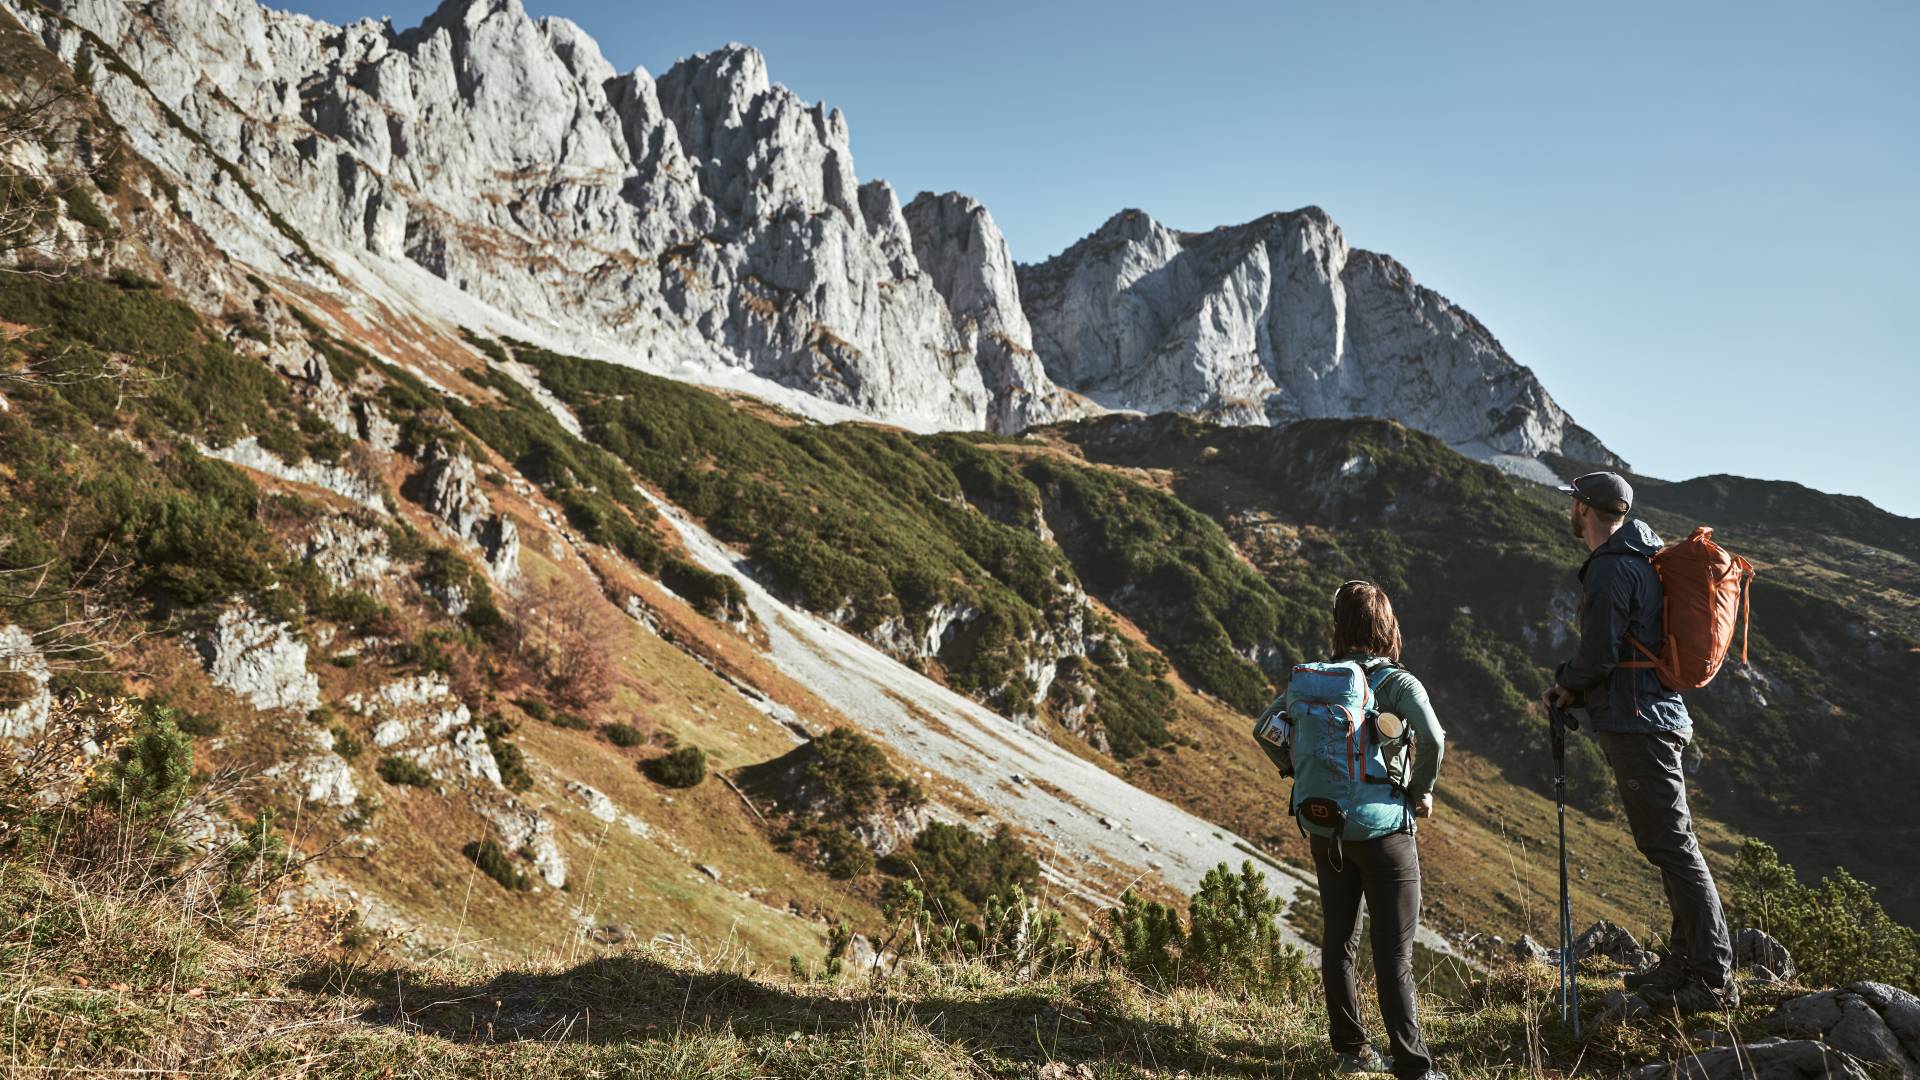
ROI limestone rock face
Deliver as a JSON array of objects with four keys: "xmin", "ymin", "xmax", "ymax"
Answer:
[
  {"xmin": 302, "ymin": 514, "xmax": 393, "ymax": 590},
  {"xmin": 477, "ymin": 796, "xmax": 566, "ymax": 888},
  {"xmin": 1018, "ymin": 208, "xmax": 1620, "ymax": 469},
  {"xmin": 3, "ymin": 0, "xmax": 1612, "ymax": 467},
  {"xmin": 412, "ymin": 443, "xmax": 520, "ymax": 583},
  {"xmin": 7, "ymin": 0, "xmax": 1075, "ymax": 435},
  {"xmin": 0, "ymin": 624, "xmax": 53, "ymax": 739},
  {"xmin": 194, "ymin": 605, "xmax": 322, "ymax": 714},
  {"xmin": 264, "ymin": 725, "xmax": 360, "ymax": 808},
  {"xmin": 348, "ymin": 675, "xmax": 500, "ymax": 787}
]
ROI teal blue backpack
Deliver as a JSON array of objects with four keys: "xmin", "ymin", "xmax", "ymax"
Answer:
[{"xmin": 1251, "ymin": 659, "xmax": 1412, "ymax": 844}]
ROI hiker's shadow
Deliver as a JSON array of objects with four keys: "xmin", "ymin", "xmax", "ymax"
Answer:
[{"xmin": 296, "ymin": 954, "xmax": 1304, "ymax": 1075}]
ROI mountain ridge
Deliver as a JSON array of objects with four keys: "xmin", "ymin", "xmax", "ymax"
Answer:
[{"xmin": 7, "ymin": 0, "xmax": 1614, "ymax": 471}]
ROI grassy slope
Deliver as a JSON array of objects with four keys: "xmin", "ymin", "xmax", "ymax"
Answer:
[
  {"xmin": 0, "ymin": 855, "xmax": 1817, "ymax": 1079},
  {"xmin": 1046, "ymin": 414, "xmax": 1920, "ymax": 923}
]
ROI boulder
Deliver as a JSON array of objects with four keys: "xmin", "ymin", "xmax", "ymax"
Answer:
[
  {"xmin": 1631, "ymin": 1037, "xmax": 1871, "ymax": 1080},
  {"xmin": 1734, "ymin": 927, "xmax": 1796, "ymax": 983},
  {"xmin": 194, "ymin": 605, "xmax": 321, "ymax": 714},
  {"xmin": 564, "ymin": 781, "xmax": 619, "ymax": 823},
  {"xmin": 1511, "ymin": 935, "xmax": 1550, "ymax": 964},
  {"xmin": 1774, "ymin": 982, "xmax": 1920, "ymax": 1078},
  {"xmin": 477, "ymin": 797, "xmax": 566, "ymax": 888},
  {"xmin": 1573, "ymin": 920, "xmax": 1655, "ymax": 970},
  {"xmin": 0, "ymin": 624, "xmax": 53, "ymax": 739}
]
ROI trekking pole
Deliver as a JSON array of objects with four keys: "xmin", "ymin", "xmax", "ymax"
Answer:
[{"xmin": 1550, "ymin": 703, "xmax": 1581, "ymax": 1037}]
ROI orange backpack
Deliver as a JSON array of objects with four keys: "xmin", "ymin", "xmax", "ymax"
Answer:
[{"xmin": 1622, "ymin": 526, "xmax": 1754, "ymax": 691}]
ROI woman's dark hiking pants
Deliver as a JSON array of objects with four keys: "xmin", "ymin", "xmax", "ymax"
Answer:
[
  {"xmin": 1312, "ymin": 830, "xmax": 1431, "ymax": 1080},
  {"xmin": 1598, "ymin": 729, "xmax": 1734, "ymax": 986}
]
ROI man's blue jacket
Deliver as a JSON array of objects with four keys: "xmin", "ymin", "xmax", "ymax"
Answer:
[{"xmin": 1556, "ymin": 519, "xmax": 1692, "ymax": 734}]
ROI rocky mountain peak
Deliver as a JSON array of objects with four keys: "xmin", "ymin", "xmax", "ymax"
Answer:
[
  {"xmin": 9, "ymin": 0, "xmax": 1614, "ymax": 465},
  {"xmin": 1019, "ymin": 203, "xmax": 1618, "ymax": 470}
]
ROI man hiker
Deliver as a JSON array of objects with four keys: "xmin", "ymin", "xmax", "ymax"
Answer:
[{"xmin": 1543, "ymin": 471, "xmax": 1737, "ymax": 1012}]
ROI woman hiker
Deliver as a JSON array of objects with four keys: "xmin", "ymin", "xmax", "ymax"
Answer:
[{"xmin": 1262, "ymin": 581, "xmax": 1448, "ymax": 1077}]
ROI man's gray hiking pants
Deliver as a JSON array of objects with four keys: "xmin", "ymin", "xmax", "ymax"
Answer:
[{"xmin": 1598, "ymin": 729, "xmax": 1734, "ymax": 985}]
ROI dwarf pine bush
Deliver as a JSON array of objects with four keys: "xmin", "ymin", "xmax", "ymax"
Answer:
[{"xmin": 1724, "ymin": 837, "xmax": 1920, "ymax": 992}]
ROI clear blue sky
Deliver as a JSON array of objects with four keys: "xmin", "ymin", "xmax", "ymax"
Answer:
[{"xmin": 283, "ymin": 0, "xmax": 1919, "ymax": 517}]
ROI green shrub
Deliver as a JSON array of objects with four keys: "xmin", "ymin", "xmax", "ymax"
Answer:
[
  {"xmin": 329, "ymin": 725, "xmax": 362, "ymax": 760},
  {"xmin": 376, "ymin": 756, "xmax": 432, "ymax": 788},
  {"xmin": 806, "ymin": 728, "xmax": 922, "ymax": 815},
  {"xmin": 91, "ymin": 714, "xmax": 192, "ymax": 823},
  {"xmin": 1724, "ymin": 838, "xmax": 1920, "ymax": 992},
  {"xmin": 513, "ymin": 697, "xmax": 552, "ymax": 723},
  {"xmin": 601, "ymin": 722, "xmax": 644, "ymax": 748},
  {"xmin": 462, "ymin": 838, "xmax": 529, "ymax": 892},
  {"xmin": 644, "ymin": 745, "xmax": 706, "ymax": 788},
  {"xmin": 816, "ymin": 825, "xmax": 874, "ymax": 881},
  {"xmin": 1103, "ymin": 861, "xmax": 1312, "ymax": 999},
  {"xmin": 1104, "ymin": 889, "xmax": 1187, "ymax": 989},
  {"xmin": 480, "ymin": 716, "xmax": 533, "ymax": 793},
  {"xmin": 551, "ymin": 709, "xmax": 592, "ymax": 730},
  {"xmin": 1185, "ymin": 862, "xmax": 1313, "ymax": 998},
  {"xmin": 880, "ymin": 822, "xmax": 1039, "ymax": 923}
]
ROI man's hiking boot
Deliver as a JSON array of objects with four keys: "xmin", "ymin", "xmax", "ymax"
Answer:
[
  {"xmin": 1336, "ymin": 1046, "xmax": 1389, "ymax": 1073},
  {"xmin": 1623, "ymin": 953, "xmax": 1688, "ymax": 993},
  {"xmin": 1641, "ymin": 976, "xmax": 1739, "ymax": 1013}
]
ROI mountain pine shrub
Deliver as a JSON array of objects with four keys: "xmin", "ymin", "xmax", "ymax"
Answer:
[
  {"xmin": 1724, "ymin": 837, "xmax": 1920, "ymax": 992},
  {"xmin": 645, "ymin": 745, "xmax": 706, "ymax": 788},
  {"xmin": 1103, "ymin": 861, "xmax": 1311, "ymax": 999},
  {"xmin": 462, "ymin": 838, "xmax": 528, "ymax": 892}
]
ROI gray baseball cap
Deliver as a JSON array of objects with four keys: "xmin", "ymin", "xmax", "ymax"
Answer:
[{"xmin": 1559, "ymin": 471, "xmax": 1634, "ymax": 513}]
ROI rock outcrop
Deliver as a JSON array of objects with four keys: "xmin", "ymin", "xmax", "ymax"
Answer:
[
  {"xmin": 0, "ymin": 624, "xmax": 53, "ymax": 739},
  {"xmin": 1736, "ymin": 928, "xmax": 1797, "ymax": 983},
  {"xmin": 1773, "ymin": 982, "xmax": 1920, "ymax": 1078},
  {"xmin": 264, "ymin": 725, "xmax": 360, "ymax": 809},
  {"xmin": 1017, "ymin": 207, "xmax": 1620, "ymax": 470},
  {"xmin": 412, "ymin": 443, "xmax": 519, "ymax": 583},
  {"xmin": 1571, "ymin": 919, "xmax": 1655, "ymax": 970},
  {"xmin": 194, "ymin": 605, "xmax": 322, "ymax": 714},
  {"xmin": 348, "ymin": 675, "xmax": 500, "ymax": 787},
  {"xmin": 477, "ymin": 796, "xmax": 566, "ymax": 888}
]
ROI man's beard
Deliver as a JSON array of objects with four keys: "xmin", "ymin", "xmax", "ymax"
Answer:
[{"xmin": 1570, "ymin": 510, "xmax": 1584, "ymax": 539}]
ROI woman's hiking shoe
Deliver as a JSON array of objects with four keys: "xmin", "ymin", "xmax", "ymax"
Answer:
[
  {"xmin": 1336, "ymin": 1046, "xmax": 1389, "ymax": 1073},
  {"xmin": 1641, "ymin": 976, "xmax": 1739, "ymax": 1013},
  {"xmin": 1623, "ymin": 954, "xmax": 1688, "ymax": 993}
]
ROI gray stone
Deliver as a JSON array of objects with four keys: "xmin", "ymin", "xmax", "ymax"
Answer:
[
  {"xmin": 1511, "ymin": 934, "xmax": 1550, "ymax": 964},
  {"xmin": 1573, "ymin": 920, "xmax": 1655, "ymax": 970},
  {"xmin": 1734, "ymin": 927, "xmax": 1796, "ymax": 982},
  {"xmin": 194, "ymin": 604, "xmax": 321, "ymax": 714},
  {"xmin": 1774, "ymin": 984, "xmax": 1920, "ymax": 1079},
  {"xmin": 0, "ymin": 624, "xmax": 53, "ymax": 739},
  {"xmin": 565, "ymin": 780, "xmax": 619, "ymax": 823},
  {"xmin": 1632, "ymin": 1037, "xmax": 1871, "ymax": 1080},
  {"xmin": 348, "ymin": 675, "xmax": 500, "ymax": 788},
  {"xmin": 477, "ymin": 797, "xmax": 566, "ymax": 888},
  {"xmin": 200, "ymin": 436, "xmax": 386, "ymax": 513},
  {"xmin": 302, "ymin": 513, "xmax": 393, "ymax": 589}
]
